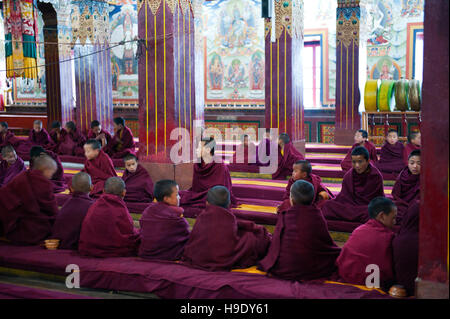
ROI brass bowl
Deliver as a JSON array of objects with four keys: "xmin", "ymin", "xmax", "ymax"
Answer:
[
  {"xmin": 389, "ymin": 285, "xmax": 407, "ymax": 298},
  {"xmin": 44, "ymin": 239, "xmax": 60, "ymax": 250}
]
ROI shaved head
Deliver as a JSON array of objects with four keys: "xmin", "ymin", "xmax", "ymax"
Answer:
[
  {"xmin": 207, "ymin": 185, "xmax": 230, "ymax": 209},
  {"xmin": 290, "ymin": 180, "xmax": 315, "ymax": 206},
  {"xmin": 71, "ymin": 172, "xmax": 92, "ymax": 193},
  {"xmin": 33, "ymin": 155, "xmax": 57, "ymax": 172},
  {"xmin": 1, "ymin": 145, "xmax": 16, "ymax": 157},
  {"xmin": 33, "ymin": 120, "xmax": 43, "ymax": 126},
  {"xmin": 104, "ymin": 177, "xmax": 125, "ymax": 196}
]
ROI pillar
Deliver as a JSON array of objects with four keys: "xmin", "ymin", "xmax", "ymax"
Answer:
[
  {"xmin": 264, "ymin": 0, "xmax": 305, "ymax": 153},
  {"xmin": 334, "ymin": 0, "xmax": 360, "ymax": 145},
  {"xmin": 71, "ymin": 0, "xmax": 113, "ymax": 134},
  {"xmin": 416, "ymin": 0, "xmax": 449, "ymax": 299}
]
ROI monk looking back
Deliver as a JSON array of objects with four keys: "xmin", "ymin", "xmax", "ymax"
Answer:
[
  {"xmin": 0, "ymin": 145, "xmax": 26, "ymax": 187},
  {"xmin": 340, "ymin": 129, "xmax": 378, "ymax": 172},
  {"xmin": 272, "ymin": 133, "xmax": 305, "ymax": 180}
]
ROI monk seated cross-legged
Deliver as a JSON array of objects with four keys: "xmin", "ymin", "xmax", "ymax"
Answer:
[
  {"xmin": 340, "ymin": 129, "xmax": 378, "ymax": 172},
  {"xmin": 180, "ymin": 137, "xmax": 238, "ymax": 218},
  {"xmin": 259, "ymin": 180, "xmax": 341, "ymax": 281},
  {"xmin": 0, "ymin": 155, "xmax": 59, "ymax": 245},
  {"xmin": 403, "ymin": 131, "xmax": 421, "ymax": 166},
  {"xmin": 87, "ymin": 120, "xmax": 112, "ymax": 149},
  {"xmin": 48, "ymin": 121, "xmax": 67, "ymax": 153},
  {"xmin": 121, "ymin": 154, "xmax": 154, "ymax": 206},
  {"xmin": 139, "ymin": 180, "xmax": 190, "ymax": 261},
  {"xmin": 30, "ymin": 146, "xmax": 67, "ymax": 193},
  {"xmin": 0, "ymin": 145, "xmax": 26, "ymax": 187},
  {"xmin": 272, "ymin": 133, "xmax": 305, "ymax": 180},
  {"xmin": 51, "ymin": 172, "xmax": 94, "ymax": 250},
  {"xmin": 182, "ymin": 186, "xmax": 271, "ymax": 271},
  {"xmin": 82, "ymin": 139, "xmax": 117, "ymax": 198},
  {"xmin": 391, "ymin": 149, "xmax": 421, "ymax": 225},
  {"xmin": 277, "ymin": 160, "xmax": 334, "ymax": 213},
  {"xmin": 14, "ymin": 120, "xmax": 53, "ymax": 159},
  {"xmin": 78, "ymin": 177, "xmax": 140, "ymax": 257},
  {"xmin": 374, "ymin": 129, "xmax": 405, "ymax": 176},
  {"xmin": 0, "ymin": 121, "xmax": 24, "ymax": 149},
  {"xmin": 55, "ymin": 121, "xmax": 86, "ymax": 157},
  {"xmin": 336, "ymin": 197, "xmax": 397, "ymax": 290},
  {"xmin": 230, "ymin": 134, "xmax": 258, "ymax": 169},
  {"xmin": 321, "ymin": 146, "xmax": 385, "ymax": 226},
  {"xmin": 104, "ymin": 117, "xmax": 136, "ymax": 159}
]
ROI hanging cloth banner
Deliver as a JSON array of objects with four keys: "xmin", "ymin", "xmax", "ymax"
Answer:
[{"xmin": 3, "ymin": 0, "xmax": 39, "ymax": 79}]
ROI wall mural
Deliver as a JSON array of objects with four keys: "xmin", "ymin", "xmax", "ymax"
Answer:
[{"xmin": 203, "ymin": 0, "xmax": 265, "ymax": 108}]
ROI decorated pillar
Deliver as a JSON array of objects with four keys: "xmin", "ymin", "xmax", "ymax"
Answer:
[
  {"xmin": 416, "ymin": 0, "xmax": 449, "ymax": 299},
  {"xmin": 334, "ymin": 0, "xmax": 360, "ymax": 145},
  {"xmin": 71, "ymin": 0, "xmax": 113, "ymax": 134},
  {"xmin": 137, "ymin": 0, "xmax": 196, "ymax": 162},
  {"xmin": 264, "ymin": 0, "xmax": 305, "ymax": 152}
]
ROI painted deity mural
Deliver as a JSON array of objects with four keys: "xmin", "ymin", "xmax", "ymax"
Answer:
[
  {"xmin": 203, "ymin": 0, "xmax": 265, "ymax": 107},
  {"xmin": 109, "ymin": 0, "xmax": 139, "ymax": 105}
]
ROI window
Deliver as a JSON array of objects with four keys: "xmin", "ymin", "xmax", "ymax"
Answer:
[
  {"xmin": 303, "ymin": 36, "xmax": 322, "ymax": 109},
  {"xmin": 413, "ymin": 31, "xmax": 424, "ymax": 82}
]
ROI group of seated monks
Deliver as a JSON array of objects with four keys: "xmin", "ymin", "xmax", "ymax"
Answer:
[{"xmin": 0, "ymin": 122, "xmax": 421, "ymax": 296}]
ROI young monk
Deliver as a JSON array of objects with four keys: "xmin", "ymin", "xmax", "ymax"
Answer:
[
  {"xmin": 260, "ymin": 180, "xmax": 341, "ymax": 280},
  {"xmin": 403, "ymin": 131, "xmax": 421, "ymax": 166},
  {"xmin": 0, "ymin": 146, "xmax": 26, "ymax": 187},
  {"xmin": 56, "ymin": 121, "xmax": 86, "ymax": 157},
  {"xmin": 78, "ymin": 177, "xmax": 140, "ymax": 257},
  {"xmin": 321, "ymin": 146, "xmax": 385, "ymax": 225},
  {"xmin": 336, "ymin": 197, "xmax": 396, "ymax": 289},
  {"xmin": 48, "ymin": 121, "xmax": 67, "ymax": 150},
  {"xmin": 0, "ymin": 155, "xmax": 58, "ymax": 245},
  {"xmin": 30, "ymin": 146, "xmax": 67, "ymax": 193},
  {"xmin": 340, "ymin": 129, "xmax": 378, "ymax": 172},
  {"xmin": 82, "ymin": 139, "xmax": 117, "ymax": 198},
  {"xmin": 180, "ymin": 137, "xmax": 238, "ymax": 218},
  {"xmin": 0, "ymin": 122, "xmax": 29, "ymax": 156},
  {"xmin": 374, "ymin": 129, "xmax": 405, "ymax": 175},
  {"xmin": 232, "ymin": 134, "xmax": 257, "ymax": 165},
  {"xmin": 182, "ymin": 186, "xmax": 271, "ymax": 271},
  {"xmin": 139, "ymin": 180, "xmax": 190, "ymax": 261},
  {"xmin": 104, "ymin": 117, "xmax": 136, "ymax": 159},
  {"xmin": 27, "ymin": 120, "xmax": 52, "ymax": 148},
  {"xmin": 392, "ymin": 200, "xmax": 419, "ymax": 296},
  {"xmin": 277, "ymin": 160, "xmax": 333, "ymax": 213},
  {"xmin": 121, "ymin": 154, "xmax": 154, "ymax": 204},
  {"xmin": 272, "ymin": 133, "xmax": 305, "ymax": 180},
  {"xmin": 392, "ymin": 149, "xmax": 420, "ymax": 225},
  {"xmin": 51, "ymin": 172, "xmax": 94, "ymax": 250},
  {"xmin": 87, "ymin": 120, "xmax": 112, "ymax": 149}
]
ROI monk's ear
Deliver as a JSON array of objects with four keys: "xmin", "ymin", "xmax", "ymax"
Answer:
[
  {"xmin": 90, "ymin": 184, "xmax": 93, "ymax": 192},
  {"xmin": 122, "ymin": 189, "xmax": 126, "ymax": 198},
  {"xmin": 69, "ymin": 186, "xmax": 75, "ymax": 193}
]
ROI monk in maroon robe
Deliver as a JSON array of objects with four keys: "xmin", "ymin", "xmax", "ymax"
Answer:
[
  {"xmin": 51, "ymin": 172, "xmax": 94, "ymax": 250},
  {"xmin": 139, "ymin": 180, "xmax": 190, "ymax": 260},
  {"xmin": 87, "ymin": 120, "xmax": 112, "ymax": 149},
  {"xmin": 48, "ymin": 121, "xmax": 67, "ymax": 152},
  {"xmin": 229, "ymin": 134, "xmax": 259, "ymax": 171},
  {"xmin": 374, "ymin": 130, "xmax": 405, "ymax": 175},
  {"xmin": 104, "ymin": 117, "xmax": 136, "ymax": 159},
  {"xmin": 272, "ymin": 133, "xmax": 305, "ymax": 180},
  {"xmin": 0, "ymin": 122, "xmax": 25, "ymax": 149},
  {"xmin": 0, "ymin": 146, "xmax": 26, "ymax": 187},
  {"xmin": 336, "ymin": 197, "xmax": 396, "ymax": 289},
  {"xmin": 55, "ymin": 121, "xmax": 86, "ymax": 157},
  {"xmin": 341, "ymin": 129, "xmax": 378, "ymax": 172},
  {"xmin": 322, "ymin": 146, "xmax": 385, "ymax": 224},
  {"xmin": 82, "ymin": 139, "xmax": 117, "ymax": 198},
  {"xmin": 180, "ymin": 138, "xmax": 238, "ymax": 218},
  {"xmin": 0, "ymin": 155, "xmax": 58, "ymax": 245},
  {"xmin": 392, "ymin": 150, "xmax": 420, "ymax": 225},
  {"xmin": 393, "ymin": 200, "xmax": 419, "ymax": 296},
  {"xmin": 182, "ymin": 186, "xmax": 271, "ymax": 271},
  {"xmin": 122, "ymin": 154, "xmax": 153, "ymax": 203},
  {"xmin": 78, "ymin": 177, "xmax": 140, "ymax": 257},
  {"xmin": 28, "ymin": 120, "xmax": 52, "ymax": 148},
  {"xmin": 277, "ymin": 160, "xmax": 334, "ymax": 213},
  {"xmin": 403, "ymin": 131, "xmax": 421, "ymax": 166},
  {"xmin": 30, "ymin": 146, "xmax": 67, "ymax": 193},
  {"xmin": 260, "ymin": 180, "xmax": 340, "ymax": 280}
]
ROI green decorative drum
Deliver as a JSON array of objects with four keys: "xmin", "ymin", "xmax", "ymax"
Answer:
[
  {"xmin": 377, "ymin": 80, "xmax": 396, "ymax": 112},
  {"xmin": 409, "ymin": 80, "xmax": 421, "ymax": 111},
  {"xmin": 394, "ymin": 78, "xmax": 409, "ymax": 111}
]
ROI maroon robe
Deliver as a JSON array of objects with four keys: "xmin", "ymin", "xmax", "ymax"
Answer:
[
  {"xmin": 51, "ymin": 192, "xmax": 94, "ymax": 250},
  {"xmin": 182, "ymin": 204, "xmax": 271, "ymax": 271},
  {"xmin": 54, "ymin": 130, "xmax": 86, "ymax": 157},
  {"xmin": 0, "ymin": 156, "xmax": 26, "ymax": 187},
  {"xmin": 30, "ymin": 150, "xmax": 66, "ymax": 193},
  {"xmin": 392, "ymin": 200, "xmax": 419, "ymax": 296},
  {"xmin": 374, "ymin": 141, "xmax": 406, "ymax": 175},
  {"xmin": 403, "ymin": 143, "xmax": 420, "ymax": 166},
  {"xmin": 104, "ymin": 126, "xmax": 136, "ymax": 159},
  {"xmin": 272, "ymin": 142, "xmax": 305, "ymax": 180},
  {"xmin": 138, "ymin": 202, "xmax": 190, "ymax": 261},
  {"xmin": 78, "ymin": 193, "xmax": 140, "ymax": 257},
  {"xmin": 256, "ymin": 138, "xmax": 272, "ymax": 166},
  {"xmin": 28, "ymin": 128, "xmax": 52, "ymax": 148},
  {"xmin": 121, "ymin": 164, "xmax": 153, "ymax": 203},
  {"xmin": 87, "ymin": 129, "xmax": 113, "ymax": 149},
  {"xmin": 0, "ymin": 170, "xmax": 58, "ymax": 245},
  {"xmin": 336, "ymin": 219, "xmax": 395, "ymax": 288},
  {"xmin": 391, "ymin": 167, "xmax": 420, "ymax": 225},
  {"xmin": 259, "ymin": 204, "xmax": 341, "ymax": 280},
  {"xmin": 82, "ymin": 150, "xmax": 117, "ymax": 198},
  {"xmin": 321, "ymin": 164, "xmax": 385, "ymax": 224},
  {"xmin": 278, "ymin": 173, "xmax": 335, "ymax": 213},
  {"xmin": 180, "ymin": 161, "xmax": 238, "ymax": 218},
  {"xmin": 340, "ymin": 141, "xmax": 378, "ymax": 172},
  {"xmin": 0, "ymin": 130, "xmax": 23, "ymax": 148},
  {"xmin": 49, "ymin": 128, "xmax": 68, "ymax": 151}
]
